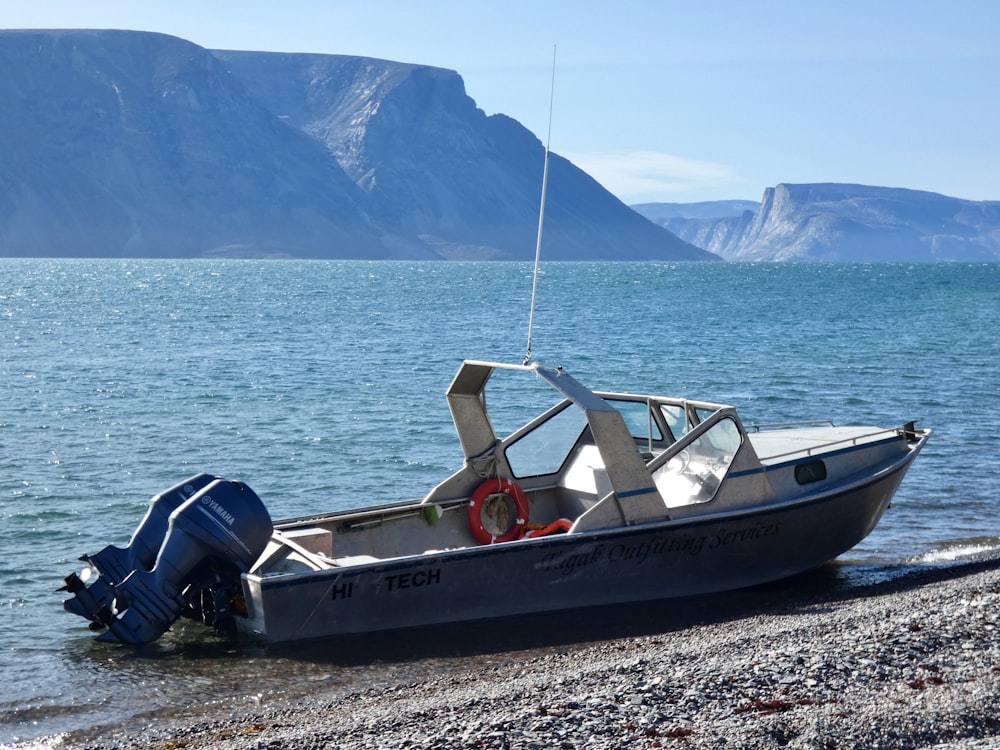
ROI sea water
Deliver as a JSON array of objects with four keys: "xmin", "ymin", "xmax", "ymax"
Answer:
[{"xmin": 1, "ymin": 260, "xmax": 998, "ymax": 745}]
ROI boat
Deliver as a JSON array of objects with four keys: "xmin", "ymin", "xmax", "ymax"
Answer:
[
  {"xmin": 61, "ymin": 358, "xmax": 930, "ymax": 645},
  {"xmin": 60, "ymin": 60, "xmax": 929, "ymax": 645}
]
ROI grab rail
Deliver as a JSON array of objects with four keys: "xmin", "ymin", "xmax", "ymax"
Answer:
[
  {"xmin": 744, "ymin": 419, "xmax": 835, "ymax": 432},
  {"xmin": 756, "ymin": 426, "xmax": 909, "ymax": 462}
]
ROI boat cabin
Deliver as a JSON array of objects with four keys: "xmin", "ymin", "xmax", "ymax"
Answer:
[{"xmin": 256, "ymin": 360, "xmax": 907, "ymax": 575}]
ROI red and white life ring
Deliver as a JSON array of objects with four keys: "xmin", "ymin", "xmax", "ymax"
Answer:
[{"xmin": 467, "ymin": 478, "xmax": 529, "ymax": 544}]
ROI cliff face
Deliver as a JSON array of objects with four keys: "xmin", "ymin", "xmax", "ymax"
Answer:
[
  {"xmin": 0, "ymin": 30, "xmax": 712, "ymax": 261},
  {"xmin": 215, "ymin": 50, "xmax": 714, "ymax": 260},
  {"xmin": 638, "ymin": 185, "xmax": 1000, "ymax": 261},
  {"xmin": 0, "ymin": 30, "xmax": 386, "ymax": 258}
]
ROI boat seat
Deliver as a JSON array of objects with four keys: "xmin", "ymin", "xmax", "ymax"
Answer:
[
  {"xmin": 551, "ymin": 444, "xmax": 613, "ymax": 517},
  {"xmin": 559, "ymin": 444, "xmax": 612, "ymax": 496}
]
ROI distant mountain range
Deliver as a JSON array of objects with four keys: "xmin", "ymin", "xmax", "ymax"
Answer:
[
  {"xmin": 634, "ymin": 185, "xmax": 1000, "ymax": 261},
  {"xmin": 0, "ymin": 29, "xmax": 711, "ymax": 261},
  {"xmin": 2, "ymin": 30, "xmax": 997, "ymax": 263}
]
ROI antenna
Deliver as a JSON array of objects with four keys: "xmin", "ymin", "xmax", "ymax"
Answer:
[{"xmin": 523, "ymin": 45, "xmax": 556, "ymax": 366}]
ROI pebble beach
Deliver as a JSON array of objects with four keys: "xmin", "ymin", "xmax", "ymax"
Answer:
[{"xmin": 60, "ymin": 554, "xmax": 1000, "ymax": 750}]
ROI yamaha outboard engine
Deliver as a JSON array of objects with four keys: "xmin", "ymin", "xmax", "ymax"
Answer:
[
  {"xmin": 62, "ymin": 473, "xmax": 217, "ymax": 620},
  {"xmin": 61, "ymin": 476, "xmax": 272, "ymax": 645}
]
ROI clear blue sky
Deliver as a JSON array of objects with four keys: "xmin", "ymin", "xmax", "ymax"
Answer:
[{"xmin": 3, "ymin": 0, "xmax": 998, "ymax": 204}]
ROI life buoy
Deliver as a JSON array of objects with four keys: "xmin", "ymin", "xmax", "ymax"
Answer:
[
  {"xmin": 523, "ymin": 518, "xmax": 572, "ymax": 539},
  {"xmin": 468, "ymin": 478, "xmax": 529, "ymax": 544}
]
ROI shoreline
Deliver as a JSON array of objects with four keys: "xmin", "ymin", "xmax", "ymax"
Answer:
[{"xmin": 63, "ymin": 555, "xmax": 1000, "ymax": 749}]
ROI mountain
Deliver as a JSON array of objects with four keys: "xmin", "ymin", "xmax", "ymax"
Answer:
[
  {"xmin": 636, "ymin": 185, "xmax": 1000, "ymax": 261},
  {"xmin": 0, "ymin": 30, "xmax": 385, "ymax": 258},
  {"xmin": 0, "ymin": 29, "xmax": 713, "ymax": 261},
  {"xmin": 632, "ymin": 201, "xmax": 758, "ymax": 260},
  {"xmin": 212, "ymin": 50, "xmax": 713, "ymax": 261}
]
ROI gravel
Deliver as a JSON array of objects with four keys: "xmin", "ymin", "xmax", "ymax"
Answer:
[{"xmin": 62, "ymin": 554, "xmax": 1000, "ymax": 749}]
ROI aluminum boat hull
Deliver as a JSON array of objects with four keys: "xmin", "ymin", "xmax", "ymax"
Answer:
[{"xmin": 238, "ymin": 451, "xmax": 914, "ymax": 644}]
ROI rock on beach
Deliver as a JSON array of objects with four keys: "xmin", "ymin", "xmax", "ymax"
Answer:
[{"xmin": 65, "ymin": 554, "xmax": 1000, "ymax": 750}]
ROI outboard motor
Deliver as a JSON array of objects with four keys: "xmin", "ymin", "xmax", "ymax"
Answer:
[
  {"xmin": 62, "ymin": 477, "xmax": 272, "ymax": 645},
  {"xmin": 62, "ymin": 473, "xmax": 217, "ymax": 620},
  {"xmin": 90, "ymin": 473, "xmax": 218, "ymax": 580}
]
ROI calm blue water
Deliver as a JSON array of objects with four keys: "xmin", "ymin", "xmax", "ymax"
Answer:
[{"xmin": 1, "ymin": 260, "xmax": 998, "ymax": 745}]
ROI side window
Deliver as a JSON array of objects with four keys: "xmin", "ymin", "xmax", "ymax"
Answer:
[
  {"xmin": 693, "ymin": 406, "xmax": 716, "ymax": 426},
  {"xmin": 504, "ymin": 406, "xmax": 587, "ymax": 478},
  {"xmin": 652, "ymin": 417, "xmax": 742, "ymax": 508},
  {"xmin": 658, "ymin": 403, "xmax": 687, "ymax": 438},
  {"xmin": 609, "ymin": 399, "xmax": 664, "ymax": 442},
  {"xmin": 699, "ymin": 415, "xmax": 742, "ymax": 454}
]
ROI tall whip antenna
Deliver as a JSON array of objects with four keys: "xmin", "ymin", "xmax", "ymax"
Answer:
[{"xmin": 523, "ymin": 45, "xmax": 556, "ymax": 366}]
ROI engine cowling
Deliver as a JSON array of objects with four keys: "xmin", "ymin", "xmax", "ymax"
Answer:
[
  {"xmin": 62, "ymin": 476, "xmax": 273, "ymax": 644},
  {"xmin": 62, "ymin": 473, "xmax": 216, "ymax": 621}
]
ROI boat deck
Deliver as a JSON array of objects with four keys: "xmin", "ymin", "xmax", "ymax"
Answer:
[{"xmin": 748, "ymin": 425, "xmax": 900, "ymax": 464}]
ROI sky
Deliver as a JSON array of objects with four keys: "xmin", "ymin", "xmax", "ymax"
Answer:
[{"xmin": 3, "ymin": 1, "xmax": 998, "ymax": 205}]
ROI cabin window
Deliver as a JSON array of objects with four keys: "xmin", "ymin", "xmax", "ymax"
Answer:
[
  {"xmin": 794, "ymin": 460, "xmax": 828, "ymax": 485},
  {"xmin": 651, "ymin": 417, "xmax": 741, "ymax": 508},
  {"xmin": 658, "ymin": 403, "xmax": 687, "ymax": 437},
  {"xmin": 693, "ymin": 406, "xmax": 718, "ymax": 427},
  {"xmin": 505, "ymin": 405, "xmax": 588, "ymax": 478},
  {"xmin": 607, "ymin": 399, "xmax": 666, "ymax": 443}
]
